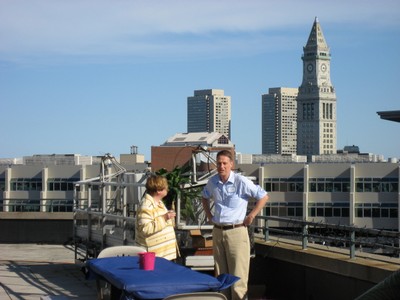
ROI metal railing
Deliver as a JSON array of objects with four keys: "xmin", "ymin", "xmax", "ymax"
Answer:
[{"xmin": 255, "ymin": 215, "xmax": 400, "ymax": 259}]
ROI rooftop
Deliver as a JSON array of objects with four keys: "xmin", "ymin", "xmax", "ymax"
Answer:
[
  {"xmin": 377, "ymin": 110, "xmax": 400, "ymax": 123},
  {"xmin": 162, "ymin": 132, "xmax": 233, "ymax": 147},
  {"xmin": 1, "ymin": 238, "xmax": 399, "ymax": 300},
  {"xmin": 0, "ymin": 244, "xmax": 96, "ymax": 299}
]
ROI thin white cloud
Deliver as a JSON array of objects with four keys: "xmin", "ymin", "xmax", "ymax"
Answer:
[{"xmin": 0, "ymin": 0, "xmax": 399, "ymax": 63}]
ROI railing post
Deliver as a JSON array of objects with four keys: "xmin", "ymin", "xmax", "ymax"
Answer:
[
  {"xmin": 123, "ymin": 185, "xmax": 127, "ymax": 245},
  {"xmin": 302, "ymin": 223, "xmax": 308, "ymax": 250},
  {"xmin": 350, "ymin": 229, "xmax": 355, "ymax": 259},
  {"xmin": 264, "ymin": 218, "xmax": 269, "ymax": 242}
]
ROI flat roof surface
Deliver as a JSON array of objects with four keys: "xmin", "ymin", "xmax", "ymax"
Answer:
[
  {"xmin": 0, "ymin": 244, "xmax": 266, "ymax": 299},
  {"xmin": 3, "ymin": 242, "xmax": 396, "ymax": 299},
  {"xmin": 0, "ymin": 244, "xmax": 97, "ymax": 299}
]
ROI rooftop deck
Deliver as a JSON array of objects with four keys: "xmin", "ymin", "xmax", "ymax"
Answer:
[
  {"xmin": 0, "ymin": 244, "xmax": 97, "ymax": 299},
  {"xmin": 0, "ymin": 244, "xmax": 267, "ymax": 300},
  {"xmin": 1, "ymin": 240, "xmax": 399, "ymax": 300}
]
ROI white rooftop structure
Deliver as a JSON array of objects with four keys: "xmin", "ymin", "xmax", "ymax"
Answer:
[
  {"xmin": 22, "ymin": 154, "xmax": 102, "ymax": 166},
  {"xmin": 0, "ymin": 157, "xmax": 23, "ymax": 165},
  {"xmin": 162, "ymin": 132, "xmax": 234, "ymax": 148}
]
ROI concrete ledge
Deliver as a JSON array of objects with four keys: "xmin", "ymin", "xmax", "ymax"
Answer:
[
  {"xmin": 251, "ymin": 237, "xmax": 400, "ymax": 299},
  {"xmin": 255, "ymin": 237, "xmax": 400, "ymax": 284},
  {"xmin": 41, "ymin": 296, "xmax": 70, "ymax": 300},
  {"xmin": 0, "ymin": 212, "xmax": 73, "ymax": 220}
]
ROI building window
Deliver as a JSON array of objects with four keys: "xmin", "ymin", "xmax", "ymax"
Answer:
[
  {"xmin": 355, "ymin": 203, "xmax": 397, "ymax": 218},
  {"xmin": 218, "ymin": 136, "xmax": 229, "ymax": 144},
  {"xmin": 48, "ymin": 178, "xmax": 79, "ymax": 191},
  {"xmin": 7, "ymin": 199, "xmax": 40, "ymax": 212},
  {"xmin": 309, "ymin": 178, "xmax": 350, "ymax": 192},
  {"xmin": 356, "ymin": 178, "xmax": 398, "ymax": 193},
  {"xmin": 309, "ymin": 202, "xmax": 349, "ymax": 217},
  {"xmin": 287, "ymin": 202, "xmax": 303, "ymax": 217},
  {"xmin": 264, "ymin": 177, "xmax": 304, "ymax": 192},
  {"xmin": 46, "ymin": 199, "xmax": 73, "ymax": 212},
  {"xmin": 10, "ymin": 178, "xmax": 42, "ymax": 191},
  {"xmin": 265, "ymin": 202, "xmax": 302, "ymax": 217}
]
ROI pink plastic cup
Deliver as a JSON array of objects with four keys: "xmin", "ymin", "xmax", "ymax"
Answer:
[{"xmin": 138, "ymin": 252, "xmax": 155, "ymax": 271}]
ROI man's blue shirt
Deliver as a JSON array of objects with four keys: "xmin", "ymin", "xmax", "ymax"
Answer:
[{"xmin": 202, "ymin": 171, "xmax": 268, "ymax": 224}]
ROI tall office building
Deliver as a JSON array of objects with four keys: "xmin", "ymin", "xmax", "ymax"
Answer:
[
  {"xmin": 262, "ymin": 87, "xmax": 298, "ymax": 154},
  {"xmin": 297, "ymin": 17, "xmax": 337, "ymax": 156},
  {"xmin": 187, "ymin": 89, "xmax": 231, "ymax": 139}
]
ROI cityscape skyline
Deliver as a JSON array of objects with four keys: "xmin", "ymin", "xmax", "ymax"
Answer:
[{"xmin": 1, "ymin": 1, "xmax": 399, "ymax": 161}]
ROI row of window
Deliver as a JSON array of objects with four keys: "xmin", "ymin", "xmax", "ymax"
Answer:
[
  {"xmin": 355, "ymin": 178, "xmax": 398, "ymax": 192},
  {"xmin": 264, "ymin": 177, "xmax": 399, "ymax": 193},
  {"xmin": 2, "ymin": 199, "xmax": 73, "ymax": 212},
  {"xmin": 302, "ymin": 103, "xmax": 315, "ymax": 120},
  {"xmin": 265, "ymin": 202, "xmax": 351, "ymax": 218},
  {"xmin": 9, "ymin": 178, "xmax": 80, "ymax": 191},
  {"xmin": 265, "ymin": 202, "xmax": 303, "ymax": 217},
  {"xmin": 309, "ymin": 203, "xmax": 350, "ymax": 218},
  {"xmin": 355, "ymin": 203, "xmax": 398, "ymax": 218},
  {"xmin": 264, "ymin": 202, "xmax": 398, "ymax": 219},
  {"xmin": 322, "ymin": 103, "xmax": 333, "ymax": 119},
  {"xmin": 10, "ymin": 178, "xmax": 42, "ymax": 191},
  {"xmin": 47, "ymin": 178, "xmax": 80, "ymax": 191},
  {"xmin": 265, "ymin": 178, "xmax": 304, "ymax": 192},
  {"xmin": 309, "ymin": 178, "xmax": 350, "ymax": 192}
]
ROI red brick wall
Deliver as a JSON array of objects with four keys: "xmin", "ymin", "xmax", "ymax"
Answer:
[
  {"xmin": 151, "ymin": 146, "xmax": 196, "ymax": 172},
  {"xmin": 151, "ymin": 146, "xmax": 234, "ymax": 172}
]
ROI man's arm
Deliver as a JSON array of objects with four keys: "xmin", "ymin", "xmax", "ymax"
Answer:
[
  {"xmin": 243, "ymin": 194, "xmax": 269, "ymax": 226},
  {"xmin": 201, "ymin": 197, "xmax": 213, "ymax": 223}
]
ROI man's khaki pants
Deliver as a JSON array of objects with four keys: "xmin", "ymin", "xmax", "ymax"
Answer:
[{"xmin": 213, "ymin": 226, "xmax": 250, "ymax": 300}]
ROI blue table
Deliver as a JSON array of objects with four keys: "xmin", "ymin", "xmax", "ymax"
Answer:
[{"xmin": 86, "ymin": 256, "xmax": 239, "ymax": 300}]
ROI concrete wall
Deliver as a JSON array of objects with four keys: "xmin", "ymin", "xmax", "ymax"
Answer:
[
  {"xmin": 0, "ymin": 213, "xmax": 73, "ymax": 244},
  {"xmin": 250, "ymin": 241, "xmax": 399, "ymax": 300}
]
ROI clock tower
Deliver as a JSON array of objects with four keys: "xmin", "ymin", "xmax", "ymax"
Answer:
[{"xmin": 297, "ymin": 17, "xmax": 337, "ymax": 157}]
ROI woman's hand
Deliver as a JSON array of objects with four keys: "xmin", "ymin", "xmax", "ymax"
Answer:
[{"xmin": 164, "ymin": 210, "xmax": 176, "ymax": 221}]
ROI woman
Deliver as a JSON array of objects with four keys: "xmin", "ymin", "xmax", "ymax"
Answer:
[{"xmin": 135, "ymin": 175, "xmax": 178, "ymax": 260}]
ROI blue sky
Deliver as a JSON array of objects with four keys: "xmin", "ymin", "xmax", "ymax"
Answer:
[{"xmin": 1, "ymin": 0, "xmax": 399, "ymax": 161}]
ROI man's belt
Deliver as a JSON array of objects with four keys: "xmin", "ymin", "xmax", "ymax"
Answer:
[{"xmin": 214, "ymin": 223, "xmax": 245, "ymax": 230}]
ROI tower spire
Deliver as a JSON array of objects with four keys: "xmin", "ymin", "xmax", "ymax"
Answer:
[
  {"xmin": 297, "ymin": 18, "xmax": 337, "ymax": 157},
  {"xmin": 305, "ymin": 16, "xmax": 328, "ymax": 50}
]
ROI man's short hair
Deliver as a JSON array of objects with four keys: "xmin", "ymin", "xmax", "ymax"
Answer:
[{"xmin": 217, "ymin": 149, "xmax": 233, "ymax": 161}]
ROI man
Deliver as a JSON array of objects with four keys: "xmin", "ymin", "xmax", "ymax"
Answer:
[{"xmin": 202, "ymin": 150, "xmax": 269, "ymax": 300}]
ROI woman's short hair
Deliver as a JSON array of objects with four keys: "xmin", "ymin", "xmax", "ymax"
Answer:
[{"xmin": 146, "ymin": 175, "xmax": 168, "ymax": 195}]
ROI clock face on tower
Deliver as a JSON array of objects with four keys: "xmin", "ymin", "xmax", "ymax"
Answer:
[
  {"xmin": 321, "ymin": 63, "xmax": 327, "ymax": 72},
  {"xmin": 307, "ymin": 63, "xmax": 313, "ymax": 72}
]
